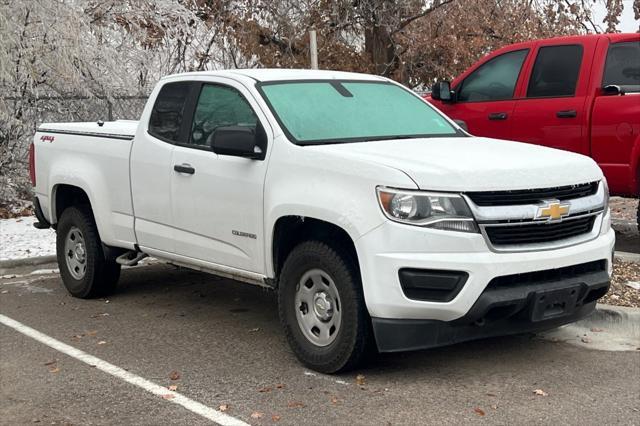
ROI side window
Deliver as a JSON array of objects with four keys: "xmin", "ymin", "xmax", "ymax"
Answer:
[
  {"xmin": 190, "ymin": 84, "xmax": 258, "ymax": 147},
  {"xmin": 148, "ymin": 82, "xmax": 192, "ymax": 143},
  {"xmin": 527, "ymin": 45, "xmax": 583, "ymax": 98},
  {"xmin": 457, "ymin": 49, "xmax": 529, "ymax": 102},
  {"xmin": 603, "ymin": 41, "xmax": 640, "ymax": 92}
]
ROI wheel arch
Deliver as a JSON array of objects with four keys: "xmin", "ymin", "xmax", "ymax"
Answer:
[
  {"xmin": 52, "ymin": 184, "xmax": 92, "ymax": 225},
  {"xmin": 270, "ymin": 215, "xmax": 360, "ymax": 282}
]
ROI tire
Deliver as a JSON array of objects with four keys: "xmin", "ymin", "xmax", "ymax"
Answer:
[
  {"xmin": 278, "ymin": 240, "xmax": 371, "ymax": 373},
  {"xmin": 56, "ymin": 205, "xmax": 121, "ymax": 298}
]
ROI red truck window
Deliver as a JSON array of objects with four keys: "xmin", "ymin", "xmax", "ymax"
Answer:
[
  {"xmin": 456, "ymin": 49, "xmax": 529, "ymax": 102},
  {"xmin": 526, "ymin": 45, "xmax": 583, "ymax": 98},
  {"xmin": 602, "ymin": 41, "xmax": 640, "ymax": 92}
]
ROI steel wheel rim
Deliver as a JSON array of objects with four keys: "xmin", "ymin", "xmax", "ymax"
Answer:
[
  {"xmin": 64, "ymin": 226, "xmax": 87, "ymax": 280},
  {"xmin": 294, "ymin": 269, "xmax": 342, "ymax": 347}
]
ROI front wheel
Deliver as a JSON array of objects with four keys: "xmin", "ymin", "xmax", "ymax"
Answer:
[
  {"xmin": 278, "ymin": 241, "xmax": 371, "ymax": 373},
  {"xmin": 56, "ymin": 206, "xmax": 121, "ymax": 298}
]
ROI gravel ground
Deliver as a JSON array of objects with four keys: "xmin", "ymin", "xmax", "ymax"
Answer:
[
  {"xmin": 610, "ymin": 196, "xmax": 638, "ymax": 224},
  {"xmin": 601, "ymin": 259, "xmax": 640, "ymax": 308}
]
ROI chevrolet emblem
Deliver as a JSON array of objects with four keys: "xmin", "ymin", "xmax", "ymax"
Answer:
[{"xmin": 536, "ymin": 201, "xmax": 570, "ymax": 222}]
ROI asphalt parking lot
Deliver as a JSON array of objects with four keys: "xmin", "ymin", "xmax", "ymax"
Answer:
[{"xmin": 1, "ymin": 263, "xmax": 639, "ymax": 425}]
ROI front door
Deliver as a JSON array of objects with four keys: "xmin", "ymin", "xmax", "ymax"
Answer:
[
  {"xmin": 439, "ymin": 48, "xmax": 530, "ymax": 140},
  {"xmin": 170, "ymin": 81, "xmax": 271, "ymax": 273}
]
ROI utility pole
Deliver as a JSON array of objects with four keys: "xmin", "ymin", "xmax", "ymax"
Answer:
[{"xmin": 309, "ymin": 30, "xmax": 318, "ymax": 69}]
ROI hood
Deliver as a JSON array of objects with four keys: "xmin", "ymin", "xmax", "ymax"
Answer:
[{"xmin": 309, "ymin": 137, "xmax": 603, "ymax": 192}]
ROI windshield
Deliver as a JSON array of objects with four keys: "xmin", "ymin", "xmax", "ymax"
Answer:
[{"xmin": 258, "ymin": 80, "xmax": 460, "ymax": 145}]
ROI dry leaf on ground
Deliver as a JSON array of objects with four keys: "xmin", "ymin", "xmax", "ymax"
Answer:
[
  {"xmin": 169, "ymin": 370, "xmax": 181, "ymax": 380},
  {"xmin": 258, "ymin": 386, "xmax": 272, "ymax": 393},
  {"xmin": 533, "ymin": 389, "xmax": 549, "ymax": 396},
  {"xmin": 168, "ymin": 385, "xmax": 178, "ymax": 391},
  {"xmin": 287, "ymin": 401, "xmax": 305, "ymax": 409},
  {"xmin": 474, "ymin": 408, "xmax": 485, "ymax": 416},
  {"xmin": 218, "ymin": 404, "xmax": 229, "ymax": 412},
  {"xmin": 162, "ymin": 394, "xmax": 175, "ymax": 400},
  {"xmin": 271, "ymin": 414, "xmax": 281, "ymax": 422},
  {"xmin": 355, "ymin": 374, "xmax": 366, "ymax": 386},
  {"xmin": 251, "ymin": 411, "xmax": 263, "ymax": 419}
]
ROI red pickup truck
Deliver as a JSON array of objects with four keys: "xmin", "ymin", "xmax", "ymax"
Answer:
[{"xmin": 428, "ymin": 33, "xmax": 640, "ymax": 224}]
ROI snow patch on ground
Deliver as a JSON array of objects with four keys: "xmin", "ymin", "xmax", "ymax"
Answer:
[{"xmin": 0, "ymin": 216, "xmax": 56, "ymax": 261}]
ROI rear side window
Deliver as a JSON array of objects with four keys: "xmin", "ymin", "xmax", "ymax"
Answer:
[
  {"xmin": 148, "ymin": 82, "xmax": 192, "ymax": 143},
  {"xmin": 457, "ymin": 49, "xmax": 529, "ymax": 102},
  {"xmin": 603, "ymin": 41, "xmax": 640, "ymax": 92},
  {"xmin": 527, "ymin": 45, "xmax": 583, "ymax": 98}
]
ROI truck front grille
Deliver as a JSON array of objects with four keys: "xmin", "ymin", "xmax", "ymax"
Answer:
[
  {"xmin": 466, "ymin": 182, "xmax": 598, "ymax": 206},
  {"xmin": 484, "ymin": 215, "xmax": 596, "ymax": 246}
]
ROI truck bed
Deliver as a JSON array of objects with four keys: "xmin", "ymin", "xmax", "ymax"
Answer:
[{"xmin": 34, "ymin": 120, "xmax": 139, "ymax": 250}]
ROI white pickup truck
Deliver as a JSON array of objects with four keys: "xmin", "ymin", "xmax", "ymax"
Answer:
[{"xmin": 31, "ymin": 69, "xmax": 614, "ymax": 373}]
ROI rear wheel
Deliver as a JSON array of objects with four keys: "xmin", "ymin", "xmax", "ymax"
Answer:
[
  {"xmin": 278, "ymin": 241, "xmax": 371, "ymax": 373},
  {"xmin": 56, "ymin": 206, "xmax": 120, "ymax": 298}
]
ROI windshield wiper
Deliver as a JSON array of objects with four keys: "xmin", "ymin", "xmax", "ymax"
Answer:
[{"xmin": 364, "ymin": 135, "xmax": 422, "ymax": 142}]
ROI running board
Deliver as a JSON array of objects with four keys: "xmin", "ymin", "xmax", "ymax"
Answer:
[{"xmin": 116, "ymin": 251, "xmax": 148, "ymax": 266}]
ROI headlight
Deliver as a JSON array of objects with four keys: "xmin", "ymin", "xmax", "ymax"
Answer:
[{"xmin": 376, "ymin": 187, "xmax": 479, "ymax": 233}]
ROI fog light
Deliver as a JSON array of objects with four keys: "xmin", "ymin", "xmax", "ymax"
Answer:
[{"xmin": 399, "ymin": 268, "xmax": 469, "ymax": 302}]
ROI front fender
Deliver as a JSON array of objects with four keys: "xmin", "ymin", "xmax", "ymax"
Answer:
[{"xmin": 263, "ymin": 137, "xmax": 416, "ymax": 277}]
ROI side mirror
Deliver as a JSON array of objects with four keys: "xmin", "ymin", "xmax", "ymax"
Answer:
[
  {"xmin": 210, "ymin": 126, "xmax": 260, "ymax": 159},
  {"xmin": 431, "ymin": 81, "xmax": 453, "ymax": 102},
  {"xmin": 602, "ymin": 84, "xmax": 624, "ymax": 96}
]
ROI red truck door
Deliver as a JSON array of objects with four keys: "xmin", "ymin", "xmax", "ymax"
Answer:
[
  {"xmin": 435, "ymin": 47, "xmax": 531, "ymax": 140},
  {"xmin": 590, "ymin": 38, "xmax": 640, "ymax": 196},
  {"xmin": 509, "ymin": 38, "xmax": 598, "ymax": 155}
]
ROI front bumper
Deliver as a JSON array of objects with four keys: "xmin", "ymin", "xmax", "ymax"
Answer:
[
  {"xmin": 356, "ymin": 211, "xmax": 614, "ymax": 352},
  {"xmin": 372, "ymin": 265, "xmax": 609, "ymax": 352},
  {"xmin": 356, "ymin": 217, "xmax": 614, "ymax": 321}
]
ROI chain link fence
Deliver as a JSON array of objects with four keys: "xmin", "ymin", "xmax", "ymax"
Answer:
[{"xmin": 0, "ymin": 95, "xmax": 147, "ymax": 211}]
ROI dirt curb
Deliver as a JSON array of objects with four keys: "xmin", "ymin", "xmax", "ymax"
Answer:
[
  {"xmin": 0, "ymin": 255, "xmax": 57, "ymax": 273},
  {"xmin": 539, "ymin": 303, "xmax": 640, "ymax": 351},
  {"xmin": 614, "ymin": 251, "xmax": 640, "ymax": 263},
  {"xmin": 0, "ymin": 255, "xmax": 57, "ymax": 268}
]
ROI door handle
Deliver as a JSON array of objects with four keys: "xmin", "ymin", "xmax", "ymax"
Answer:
[
  {"xmin": 173, "ymin": 164, "xmax": 195, "ymax": 175},
  {"xmin": 556, "ymin": 110, "xmax": 577, "ymax": 118},
  {"xmin": 488, "ymin": 112, "xmax": 508, "ymax": 120}
]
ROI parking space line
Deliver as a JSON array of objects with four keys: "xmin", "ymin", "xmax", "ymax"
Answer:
[{"xmin": 0, "ymin": 313, "xmax": 249, "ymax": 426}]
